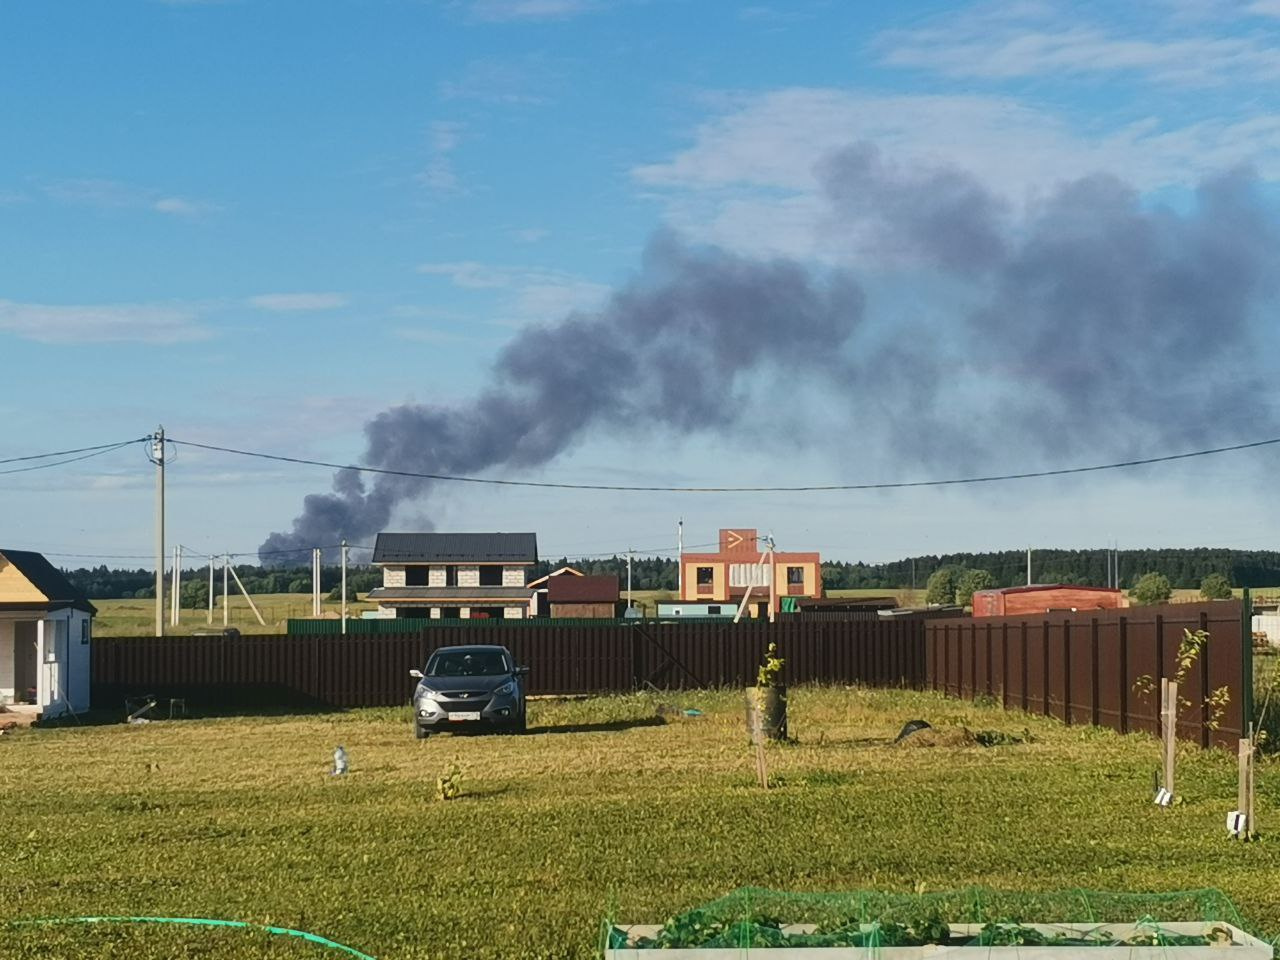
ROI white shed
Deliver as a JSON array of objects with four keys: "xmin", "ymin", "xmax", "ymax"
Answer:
[{"xmin": 0, "ymin": 549, "xmax": 95, "ymax": 720}]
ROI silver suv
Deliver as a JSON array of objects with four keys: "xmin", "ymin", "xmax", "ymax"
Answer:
[{"xmin": 410, "ymin": 644, "xmax": 528, "ymax": 738}]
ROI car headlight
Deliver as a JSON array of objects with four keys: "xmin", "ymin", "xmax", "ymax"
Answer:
[
  {"xmin": 494, "ymin": 681, "xmax": 515, "ymax": 696},
  {"xmin": 418, "ymin": 688, "xmax": 441, "ymax": 702}
]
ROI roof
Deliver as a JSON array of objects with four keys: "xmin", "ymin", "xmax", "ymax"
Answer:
[
  {"xmin": 975, "ymin": 584, "xmax": 1122, "ymax": 596},
  {"xmin": 0, "ymin": 549, "xmax": 97, "ymax": 614},
  {"xmin": 366, "ymin": 586, "xmax": 533, "ymax": 601},
  {"xmin": 526, "ymin": 566, "xmax": 584, "ymax": 589},
  {"xmin": 372, "ymin": 532, "xmax": 538, "ymax": 565},
  {"xmin": 549, "ymin": 574, "xmax": 619, "ymax": 604}
]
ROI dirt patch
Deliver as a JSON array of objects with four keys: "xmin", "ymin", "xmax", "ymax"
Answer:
[{"xmin": 893, "ymin": 726, "xmax": 978, "ymax": 748}]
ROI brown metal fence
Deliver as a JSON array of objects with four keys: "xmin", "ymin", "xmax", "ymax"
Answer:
[
  {"xmin": 91, "ymin": 618, "xmax": 926, "ymax": 710},
  {"xmin": 91, "ymin": 601, "xmax": 1250, "ymax": 749},
  {"xmin": 924, "ymin": 600, "xmax": 1247, "ymax": 748}
]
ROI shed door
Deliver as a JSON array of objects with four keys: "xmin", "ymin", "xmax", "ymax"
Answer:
[{"xmin": 13, "ymin": 621, "xmax": 37, "ymax": 704}]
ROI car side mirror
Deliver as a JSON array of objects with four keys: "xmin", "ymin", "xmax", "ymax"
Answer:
[
  {"xmin": 515, "ymin": 666, "xmax": 530, "ymax": 675},
  {"xmin": 409, "ymin": 669, "xmax": 423, "ymax": 679}
]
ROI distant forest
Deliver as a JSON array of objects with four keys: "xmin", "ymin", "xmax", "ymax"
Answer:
[{"xmin": 62, "ymin": 547, "xmax": 1280, "ymax": 600}]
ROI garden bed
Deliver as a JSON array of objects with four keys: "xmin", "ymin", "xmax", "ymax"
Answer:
[{"xmin": 606, "ymin": 921, "xmax": 1272, "ymax": 958}]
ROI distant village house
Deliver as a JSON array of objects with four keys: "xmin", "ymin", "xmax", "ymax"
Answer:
[{"xmin": 367, "ymin": 532, "xmax": 537, "ymax": 619}]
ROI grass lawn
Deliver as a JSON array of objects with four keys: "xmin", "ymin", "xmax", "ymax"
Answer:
[{"xmin": 3, "ymin": 687, "xmax": 1278, "ymax": 959}]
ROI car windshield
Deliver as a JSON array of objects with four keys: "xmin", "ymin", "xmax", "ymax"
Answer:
[{"xmin": 426, "ymin": 650, "xmax": 510, "ymax": 677}]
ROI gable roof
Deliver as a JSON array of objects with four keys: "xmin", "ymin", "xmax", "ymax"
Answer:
[
  {"xmin": 549, "ymin": 574, "xmax": 620, "ymax": 603},
  {"xmin": 372, "ymin": 532, "xmax": 538, "ymax": 565},
  {"xmin": 0, "ymin": 549, "xmax": 97, "ymax": 614},
  {"xmin": 527, "ymin": 565, "xmax": 584, "ymax": 589}
]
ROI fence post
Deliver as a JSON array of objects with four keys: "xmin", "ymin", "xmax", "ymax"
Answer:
[
  {"xmin": 1090, "ymin": 618, "xmax": 1100, "ymax": 727},
  {"xmin": 1062, "ymin": 619, "xmax": 1072, "ymax": 725},
  {"xmin": 1118, "ymin": 615, "xmax": 1129, "ymax": 734}
]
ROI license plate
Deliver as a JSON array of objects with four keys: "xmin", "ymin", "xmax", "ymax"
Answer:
[{"xmin": 449, "ymin": 711, "xmax": 481, "ymax": 722}]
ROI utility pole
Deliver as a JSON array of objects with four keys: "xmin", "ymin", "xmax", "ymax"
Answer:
[
  {"xmin": 626, "ymin": 549, "xmax": 633, "ymax": 609},
  {"xmin": 312, "ymin": 547, "xmax": 322, "ymax": 617},
  {"xmin": 341, "ymin": 539, "xmax": 349, "ymax": 631},
  {"xmin": 1026, "ymin": 547, "xmax": 1032, "ymax": 586},
  {"xmin": 152, "ymin": 426, "xmax": 165, "ymax": 638},
  {"xmin": 676, "ymin": 519, "xmax": 684, "ymax": 598},
  {"xmin": 767, "ymin": 532, "xmax": 776, "ymax": 623},
  {"xmin": 170, "ymin": 545, "xmax": 181, "ymax": 626},
  {"xmin": 207, "ymin": 557, "xmax": 214, "ymax": 625},
  {"xmin": 222, "ymin": 555, "xmax": 229, "ymax": 628}
]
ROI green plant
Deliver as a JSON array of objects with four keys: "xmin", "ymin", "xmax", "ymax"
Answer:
[
  {"xmin": 436, "ymin": 759, "xmax": 463, "ymax": 800},
  {"xmin": 755, "ymin": 642, "xmax": 785, "ymax": 688},
  {"xmin": 1199, "ymin": 573, "xmax": 1233, "ymax": 600},
  {"xmin": 953, "ymin": 569, "xmax": 996, "ymax": 607},
  {"xmin": 1130, "ymin": 572, "xmax": 1172, "ymax": 605},
  {"xmin": 1132, "ymin": 629, "xmax": 1229, "ymax": 731}
]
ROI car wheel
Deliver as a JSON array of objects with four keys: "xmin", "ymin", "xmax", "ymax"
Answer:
[
  {"xmin": 415, "ymin": 723, "xmax": 430, "ymax": 740},
  {"xmin": 514, "ymin": 709, "xmax": 527, "ymax": 734}
]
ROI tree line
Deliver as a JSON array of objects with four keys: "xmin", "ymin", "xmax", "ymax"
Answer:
[{"xmin": 61, "ymin": 547, "xmax": 1280, "ymax": 602}]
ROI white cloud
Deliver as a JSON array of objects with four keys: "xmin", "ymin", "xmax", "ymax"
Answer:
[
  {"xmin": 631, "ymin": 86, "xmax": 1280, "ymax": 259},
  {"xmin": 418, "ymin": 121, "xmax": 466, "ymax": 193},
  {"xmin": 248, "ymin": 292, "xmax": 349, "ymax": 312},
  {"xmin": 153, "ymin": 196, "xmax": 221, "ymax": 217},
  {"xmin": 465, "ymin": 0, "xmax": 596, "ymax": 21},
  {"xmin": 439, "ymin": 56, "xmax": 558, "ymax": 104},
  {"xmin": 415, "ymin": 260, "xmax": 610, "ymax": 323},
  {"xmin": 511, "ymin": 227, "xmax": 550, "ymax": 243},
  {"xmin": 876, "ymin": 4, "xmax": 1280, "ymax": 86},
  {"xmin": 40, "ymin": 177, "xmax": 220, "ymax": 217},
  {"xmin": 1249, "ymin": 0, "xmax": 1280, "ymax": 15},
  {"xmin": 0, "ymin": 300, "xmax": 210, "ymax": 344}
]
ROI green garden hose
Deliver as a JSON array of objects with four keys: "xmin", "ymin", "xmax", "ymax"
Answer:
[{"xmin": 8, "ymin": 915, "xmax": 377, "ymax": 959}]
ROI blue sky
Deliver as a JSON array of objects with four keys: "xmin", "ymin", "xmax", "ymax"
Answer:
[{"xmin": 4, "ymin": 0, "xmax": 1280, "ymax": 568}]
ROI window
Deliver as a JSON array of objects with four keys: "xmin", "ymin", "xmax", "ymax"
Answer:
[
  {"xmin": 81, "ymin": 619, "xmax": 90, "ymax": 644},
  {"xmin": 787, "ymin": 566, "xmax": 805, "ymax": 586},
  {"xmin": 708, "ymin": 606, "xmax": 721, "ymax": 615},
  {"xmin": 445, "ymin": 565, "xmax": 459, "ymax": 587},
  {"xmin": 405, "ymin": 567, "xmax": 429, "ymax": 586},
  {"xmin": 696, "ymin": 566, "xmax": 714, "ymax": 587},
  {"xmin": 479, "ymin": 565, "xmax": 502, "ymax": 587}
]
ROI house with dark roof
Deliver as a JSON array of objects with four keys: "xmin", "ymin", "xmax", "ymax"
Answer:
[
  {"xmin": 366, "ymin": 532, "xmax": 538, "ymax": 619},
  {"xmin": 0, "ymin": 548, "xmax": 96, "ymax": 718}
]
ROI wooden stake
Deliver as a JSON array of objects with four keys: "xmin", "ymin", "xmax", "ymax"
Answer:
[
  {"xmin": 749, "ymin": 691, "xmax": 769, "ymax": 789},
  {"xmin": 1161, "ymin": 679, "xmax": 1178, "ymax": 801},
  {"xmin": 1237, "ymin": 728, "xmax": 1256, "ymax": 840}
]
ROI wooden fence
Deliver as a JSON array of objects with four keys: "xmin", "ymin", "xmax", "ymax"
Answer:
[{"xmin": 924, "ymin": 600, "xmax": 1248, "ymax": 748}]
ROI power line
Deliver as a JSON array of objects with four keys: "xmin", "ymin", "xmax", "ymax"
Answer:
[
  {"xmin": 0, "ymin": 440, "xmax": 144, "ymax": 476},
  {"xmin": 0, "ymin": 438, "xmax": 148, "ymax": 466},
  {"xmin": 168, "ymin": 434, "xmax": 1280, "ymax": 493}
]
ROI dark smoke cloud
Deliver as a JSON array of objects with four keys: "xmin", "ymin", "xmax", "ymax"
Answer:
[
  {"xmin": 261, "ymin": 149, "xmax": 1279, "ymax": 562},
  {"xmin": 260, "ymin": 234, "xmax": 866, "ymax": 558}
]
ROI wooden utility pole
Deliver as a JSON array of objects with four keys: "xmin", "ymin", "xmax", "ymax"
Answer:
[
  {"xmin": 222, "ymin": 555, "xmax": 229, "ymax": 628},
  {"xmin": 227, "ymin": 564, "xmax": 266, "ymax": 626},
  {"xmin": 733, "ymin": 539, "xmax": 775, "ymax": 623},
  {"xmin": 341, "ymin": 539, "xmax": 349, "ymax": 631},
  {"xmin": 152, "ymin": 426, "xmax": 165, "ymax": 637},
  {"xmin": 207, "ymin": 557, "xmax": 214, "ymax": 626}
]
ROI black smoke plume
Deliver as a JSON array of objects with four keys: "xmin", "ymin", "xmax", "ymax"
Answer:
[{"xmin": 261, "ymin": 149, "xmax": 1277, "ymax": 561}]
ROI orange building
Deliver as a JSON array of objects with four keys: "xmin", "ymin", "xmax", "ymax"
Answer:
[
  {"xmin": 679, "ymin": 528, "xmax": 822, "ymax": 616},
  {"xmin": 972, "ymin": 584, "xmax": 1127, "ymax": 617}
]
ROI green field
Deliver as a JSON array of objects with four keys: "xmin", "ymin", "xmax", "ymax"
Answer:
[
  {"xmin": 3, "ymin": 687, "xmax": 1278, "ymax": 959},
  {"xmin": 92, "ymin": 593, "xmax": 380, "ymax": 637}
]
